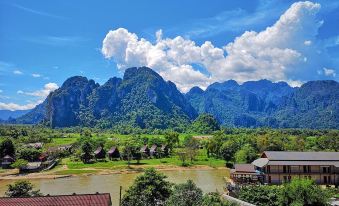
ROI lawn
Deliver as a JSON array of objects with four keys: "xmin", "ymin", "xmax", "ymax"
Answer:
[
  {"xmin": 54, "ymin": 169, "xmax": 98, "ymax": 175},
  {"xmin": 62, "ymin": 149, "xmax": 225, "ymax": 170}
]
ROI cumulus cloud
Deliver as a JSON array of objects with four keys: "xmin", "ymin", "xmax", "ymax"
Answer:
[
  {"xmin": 0, "ymin": 101, "xmax": 43, "ymax": 111},
  {"xmin": 1, "ymin": 83, "xmax": 58, "ymax": 111},
  {"xmin": 0, "ymin": 90, "xmax": 2, "ymax": 93},
  {"xmin": 102, "ymin": 1, "xmax": 327, "ymax": 92},
  {"xmin": 19, "ymin": 83, "xmax": 59, "ymax": 97},
  {"xmin": 13, "ymin": 70, "xmax": 23, "ymax": 75},
  {"xmin": 323, "ymin": 67, "xmax": 336, "ymax": 77}
]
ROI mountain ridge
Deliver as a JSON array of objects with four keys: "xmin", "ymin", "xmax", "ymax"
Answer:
[{"xmin": 9, "ymin": 67, "xmax": 339, "ymax": 130}]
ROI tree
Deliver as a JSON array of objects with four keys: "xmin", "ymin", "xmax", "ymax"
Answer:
[
  {"xmin": 121, "ymin": 137, "xmax": 142, "ymax": 166},
  {"xmin": 11, "ymin": 159, "xmax": 28, "ymax": 172},
  {"xmin": 122, "ymin": 168, "xmax": 172, "ymax": 206},
  {"xmin": 0, "ymin": 138, "xmax": 15, "ymax": 157},
  {"xmin": 5, "ymin": 180, "xmax": 42, "ymax": 197},
  {"xmin": 81, "ymin": 140, "xmax": 93, "ymax": 163},
  {"xmin": 202, "ymin": 192, "xmax": 238, "ymax": 206},
  {"xmin": 16, "ymin": 147, "xmax": 41, "ymax": 161},
  {"xmin": 164, "ymin": 131, "xmax": 179, "ymax": 149},
  {"xmin": 177, "ymin": 149, "xmax": 188, "ymax": 166},
  {"xmin": 166, "ymin": 180, "xmax": 203, "ymax": 206},
  {"xmin": 183, "ymin": 136, "xmax": 200, "ymax": 163},
  {"xmin": 220, "ymin": 140, "xmax": 238, "ymax": 162},
  {"xmin": 238, "ymin": 185, "xmax": 281, "ymax": 206},
  {"xmin": 190, "ymin": 114, "xmax": 220, "ymax": 134},
  {"xmin": 234, "ymin": 144, "xmax": 257, "ymax": 163},
  {"xmin": 279, "ymin": 178, "xmax": 330, "ymax": 206}
]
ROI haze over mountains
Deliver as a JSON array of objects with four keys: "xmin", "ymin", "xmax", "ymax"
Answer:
[{"xmin": 6, "ymin": 67, "xmax": 339, "ymax": 129}]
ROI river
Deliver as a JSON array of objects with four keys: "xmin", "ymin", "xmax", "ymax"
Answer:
[{"xmin": 0, "ymin": 169, "xmax": 229, "ymax": 206}]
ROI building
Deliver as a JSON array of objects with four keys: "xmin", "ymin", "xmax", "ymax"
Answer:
[
  {"xmin": 0, "ymin": 193, "xmax": 112, "ymax": 206},
  {"xmin": 1, "ymin": 155, "xmax": 15, "ymax": 169},
  {"xmin": 94, "ymin": 147, "xmax": 106, "ymax": 159},
  {"xmin": 150, "ymin": 145, "xmax": 158, "ymax": 157},
  {"xmin": 107, "ymin": 146, "xmax": 120, "ymax": 160},
  {"xmin": 252, "ymin": 151, "xmax": 339, "ymax": 186},
  {"xmin": 230, "ymin": 164, "xmax": 264, "ymax": 184}
]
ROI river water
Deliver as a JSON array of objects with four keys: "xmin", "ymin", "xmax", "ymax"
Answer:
[{"xmin": 0, "ymin": 169, "xmax": 229, "ymax": 206}]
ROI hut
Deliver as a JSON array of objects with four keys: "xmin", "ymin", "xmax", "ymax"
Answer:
[
  {"xmin": 150, "ymin": 145, "xmax": 158, "ymax": 158},
  {"xmin": 94, "ymin": 147, "xmax": 106, "ymax": 159},
  {"xmin": 107, "ymin": 147, "xmax": 120, "ymax": 160},
  {"xmin": 21, "ymin": 162, "xmax": 42, "ymax": 173},
  {"xmin": 1, "ymin": 155, "xmax": 15, "ymax": 169},
  {"xmin": 140, "ymin": 145, "xmax": 150, "ymax": 157},
  {"xmin": 161, "ymin": 144, "xmax": 170, "ymax": 157}
]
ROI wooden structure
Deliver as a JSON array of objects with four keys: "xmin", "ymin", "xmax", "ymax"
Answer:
[
  {"xmin": 230, "ymin": 164, "xmax": 263, "ymax": 184},
  {"xmin": 107, "ymin": 147, "xmax": 120, "ymax": 160},
  {"xmin": 1, "ymin": 155, "xmax": 15, "ymax": 169},
  {"xmin": 140, "ymin": 145, "xmax": 150, "ymax": 157},
  {"xmin": 94, "ymin": 147, "xmax": 106, "ymax": 159},
  {"xmin": 252, "ymin": 151, "xmax": 339, "ymax": 186},
  {"xmin": 150, "ymin": 145, "xmax": 158, "ymax": 157},
  {"xmin": 0, "ymin": 193, "xmax": 112, "ymax": 206}
]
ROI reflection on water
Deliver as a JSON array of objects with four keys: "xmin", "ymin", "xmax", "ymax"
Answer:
[{"xmin": 0, "ymin": 169, "xmax": 229, "ymax": 206}]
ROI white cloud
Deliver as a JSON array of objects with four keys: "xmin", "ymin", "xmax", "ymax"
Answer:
[
  {"xmin": 23, "ymin": 83, "xmax": 59, "ymax": 97},
  {"xmin": 0, "ymin": 100, "xmax": 42, "ymax": 111},
  {"xmin": 323, "ymin": 67, "xmax": 336, "ymax": 77},
  {"xmin": 17, "ymin": 90, "xmax": 24, "ymax": 94},
  {"xmin": 101, "ymin": 1, "xmax": 326, "ymax": 92},
  {"xmin": 32, "ymin": 73, "xmax": 41, "ymax": 78},
  {"xmin": 13, "ymin": 70, "xmax": 23, "ymax": 75},
  {"xmin": 0, "ymin": 89, "xmax": 2, "ymax": 93}
]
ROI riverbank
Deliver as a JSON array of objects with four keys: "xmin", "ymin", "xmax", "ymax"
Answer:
[{"xmin": 0, "ymin": 165, "xmax": 230, "ymax": 180}]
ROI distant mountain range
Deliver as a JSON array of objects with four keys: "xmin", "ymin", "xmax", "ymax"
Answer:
[
  {"xmin": 6, "ymin": 67, "xmax": 339, "ymax": 129},
  {"xmin": 0, "ymin": 109, "xmax": 30, "ymax": 121}
]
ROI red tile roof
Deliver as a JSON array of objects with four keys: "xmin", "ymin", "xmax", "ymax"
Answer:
[{"xmin": 0, "ymin": 193, "xmax": 112, "ymax": 206}]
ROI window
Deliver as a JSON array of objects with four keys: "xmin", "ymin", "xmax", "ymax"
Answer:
[
  {"xmin": 267, "ymin": 166, "xmax": 271, "ymax": 173},
  {"xmin": 283, "ymin": 166, "xmax": 287, "ymax": 173},
  {"xmin": 268, "ymin": 176, "xmax": 271, "ymax": 183},
  {"xmin": 324, "ymin": 176, "xmax": 328, "ymax": 184}
]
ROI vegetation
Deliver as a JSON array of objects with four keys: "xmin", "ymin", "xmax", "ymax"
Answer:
[
  {"xmin": 238, "ymin": 178, "xmax": 332, "ymax": 206},
  {"xmin": 5, "ymin": 180, "xmax": 42, "ymax": 197},
  {"xmin": 122, "ymin": 168, "xmax": 237, "ymax": 206},
  {"xmin": 121, "ymin": 168, "xmax": 173, "ymax": 206}
]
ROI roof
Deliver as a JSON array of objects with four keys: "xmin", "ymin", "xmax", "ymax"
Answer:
[
  {"xmin": 150, "ymin": 145, "xmax": 157, "ymax": 152},
  {"xmin": 94, "ymin": 147, "xmax": 103, "ymax": 155},
  {"xmin": 3, "ymin": 155, "xmax": 15, "ymax": 161},
  {"xmin": 262, "ymin": 151, "xmax": 339, "ymax": 161},
  {"xmin": 140, "ymin": 145, "xmax": 148, "ymax": 152},
  {"xmin": 0, "ymin": 193, "xmax": 112, "ymax": 206},
  {"xmin": 233, "ymin": 164, "xmax": 256, "ymax": 173},
  {"xmin": 267, "ymin": 161, "xmax": 339, "ymax": 167},
  {"xmin": 108, "ymin": 147, "xmax": 118, "ymax": 154},
  {"xmin": 23, "ymin": 162, "xmax": 42, "ymax": 170}
]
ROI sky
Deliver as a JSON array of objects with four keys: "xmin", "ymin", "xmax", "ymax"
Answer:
[{"xmin": 0, "ymin": 0, "xmax": 338, "ymax": 111}]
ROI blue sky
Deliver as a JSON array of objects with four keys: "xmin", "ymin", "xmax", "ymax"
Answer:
[{"xmin": 0, "ymin": 0, "xmax": 338, "ymax": 110}]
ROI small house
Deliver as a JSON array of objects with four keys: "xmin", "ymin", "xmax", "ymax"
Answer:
[
  {"xmin": 140, "ymin": 145, "xmax": 150, "ymax": 157},
  {"xmin": 94, "ymin": 147, "xmax": 106, "ymax": 159},
  {"xmin": 107, "ymin": 147, "xmax": 120, "ymax": 160},
  {"xmin": 1, "ymin": 155, "xmax": 15, "ymax": 169},
  {"xmin": 21, "ymin": 162, "xmax": 42, "ymax": 173},
  {"xmin": 150, "ymin": 145, "xmax": 158, "ymax": 158}
]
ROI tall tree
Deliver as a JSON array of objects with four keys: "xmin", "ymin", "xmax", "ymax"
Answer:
[
  {"xmin": 0, "ymin": 138, "xmax": 15, "ymax": 157},
  {"xmin": 166, "ymin": 180, "xmax": 203, "ymax": 206},
  {"xmin": 122, "ymin": 168, "xmax": 172, "ymax": 206},
  {"xmin": 81, "ymin": 140, "xmax": 93, "ymax": 163},
  {"xmin": 5, "ymin": 180, "xmax": 42, "ymax": 197}
]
